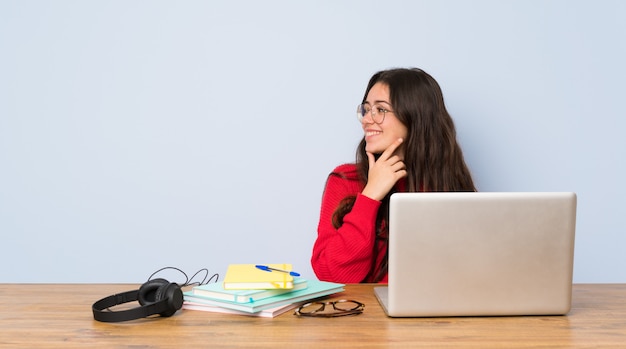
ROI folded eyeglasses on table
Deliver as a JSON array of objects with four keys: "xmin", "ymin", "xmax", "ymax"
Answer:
[{"xmin": 294, "ymin": 300, "xmax": 365, "ymax": 318}]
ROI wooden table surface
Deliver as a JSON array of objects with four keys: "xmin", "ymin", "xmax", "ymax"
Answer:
[{"xmin": 1, "ymin": 283, "xmax": 625, "ymax": 348}]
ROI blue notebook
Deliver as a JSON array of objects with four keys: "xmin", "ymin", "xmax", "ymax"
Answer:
[
  {"xmin": 183, "ymin": 280, "xmax": 344, "ymax": 313},
  {"xmin": 191, "ymin": 278, "xmax": 308, "ymax": 303}
]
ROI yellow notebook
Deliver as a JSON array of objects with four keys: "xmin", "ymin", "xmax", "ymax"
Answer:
[{"xmin": 223, "ymin": 264, "xmax": 295, "ymax": 290}]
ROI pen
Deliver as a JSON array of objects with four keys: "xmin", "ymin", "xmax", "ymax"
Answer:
[{"xmin": 255, "ymin": 265, "xmax": 301, "ymax": 277}]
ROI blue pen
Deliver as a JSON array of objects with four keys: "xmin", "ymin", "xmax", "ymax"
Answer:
[{"xmin": 255, "ymin": 265, "xmax": 301, "ymax": 277}]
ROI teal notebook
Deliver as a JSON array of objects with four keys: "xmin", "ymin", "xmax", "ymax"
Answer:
[
  {"xmin": 192, "ymin": 278, "xmax": 308, "ymax": 303},
  {"xmin": 183, "ymin": 280, "xmax": 344, "ymax": 313}
]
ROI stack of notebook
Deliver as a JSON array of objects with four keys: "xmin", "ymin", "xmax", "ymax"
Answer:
[{"xmin": 182, "ymin": 264, "xmax": 344, "ymax": 318}]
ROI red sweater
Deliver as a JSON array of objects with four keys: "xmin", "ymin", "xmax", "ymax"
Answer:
[{"xmin": 312, "ymin": 164, "xmax": 401, "ymax": 283}]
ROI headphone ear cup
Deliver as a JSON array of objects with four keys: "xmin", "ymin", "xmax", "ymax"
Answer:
[
  {"xmin": 155, "ymin": 283, "xmax": 183, "ymax": 317},
  {"xmin": 138, "ymin": 278, "xmax": 169, "ymax": 306}
]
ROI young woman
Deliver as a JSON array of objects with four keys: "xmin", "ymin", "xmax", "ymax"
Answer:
[{"xmin": 311, "ymin": 68, "xmax": 476, "ymax": 283}]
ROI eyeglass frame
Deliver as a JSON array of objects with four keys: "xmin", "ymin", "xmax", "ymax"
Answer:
[
  {"xmin": 356, "ymin": 103, "xmax": 394, "ymax": 124},
  {"xmin": 293, "ymin": 299, "xmax": 365, "ymax": 318}
]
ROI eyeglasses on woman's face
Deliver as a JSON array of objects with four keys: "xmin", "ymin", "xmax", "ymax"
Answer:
[{"xmin": 357, "ymin": 103, "xmax": 394, "ymax": 124}]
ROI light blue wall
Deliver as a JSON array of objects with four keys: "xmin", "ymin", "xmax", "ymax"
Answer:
[{"xmin": 1, "ymin": 0, "xmax": 624, "ymax": 283}]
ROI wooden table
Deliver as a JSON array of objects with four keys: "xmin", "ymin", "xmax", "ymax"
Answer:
[{"xmin": 1, "ymin": 283, "xmax": 625, "ymax": 348}]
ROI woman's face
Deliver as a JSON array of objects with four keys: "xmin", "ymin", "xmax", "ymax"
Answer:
[{"xmin": 361, "ymin": 82, "xmax": 408, "ymax": 156}]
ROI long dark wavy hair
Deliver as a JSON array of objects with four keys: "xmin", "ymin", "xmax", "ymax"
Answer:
[{"xmin": 332, "ymin": 68, "xmax": 476, "ymax": 282}]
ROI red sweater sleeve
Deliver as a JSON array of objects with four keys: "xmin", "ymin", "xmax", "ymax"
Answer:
[{"xmin": 311, "ymin": 164, "xmax": 382, "ymax": 283}]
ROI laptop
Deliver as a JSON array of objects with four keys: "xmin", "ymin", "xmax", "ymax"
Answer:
[{"xmin": 374, "ymin": 192, "xmax": 577, "ymax": 317}]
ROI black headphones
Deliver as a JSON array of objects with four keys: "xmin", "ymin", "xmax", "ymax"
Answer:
[{"xmin": 92, "ymin": 278, "xmax": 183, "ymax": 323}]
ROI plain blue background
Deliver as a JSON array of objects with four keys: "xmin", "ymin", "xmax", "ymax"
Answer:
[{"xmin": 1, "ymin": 0, "xmax": 624, "ymax": 283}]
